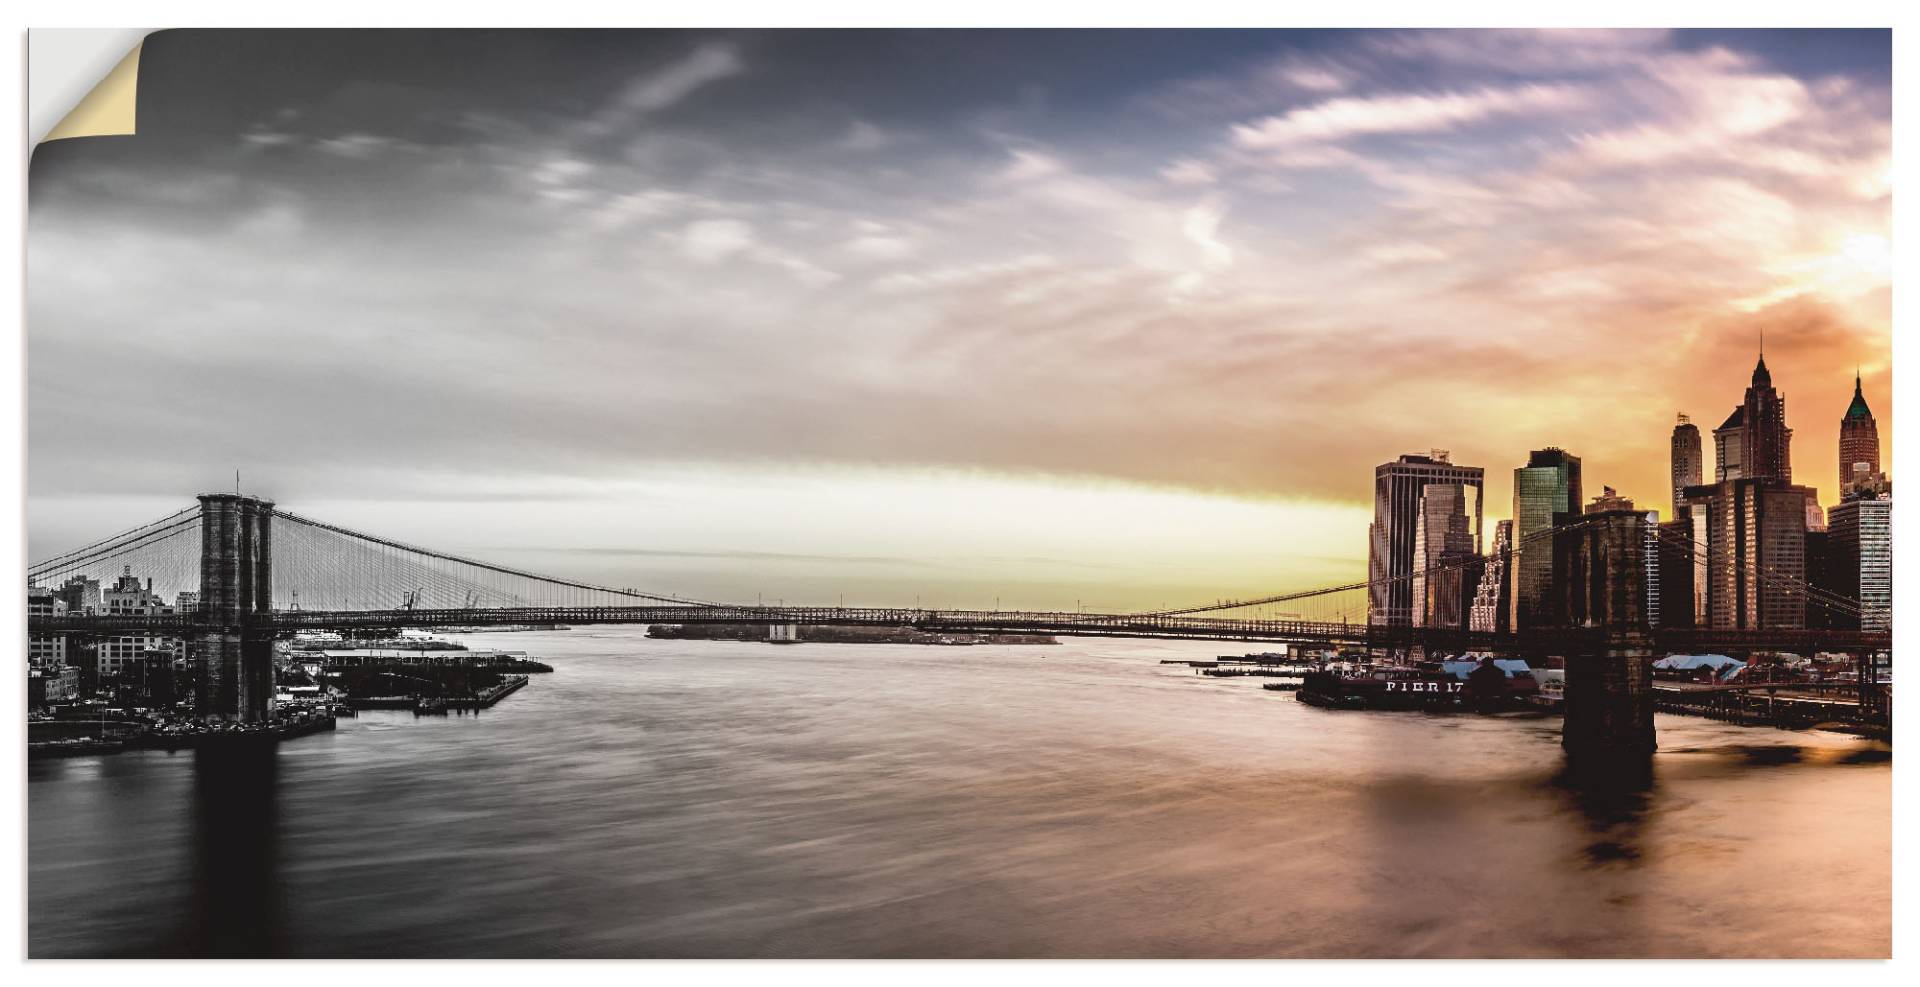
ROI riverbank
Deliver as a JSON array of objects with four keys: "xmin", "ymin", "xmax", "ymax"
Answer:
[
  {"xmin": 342, "ymin": 674, "xmax": 530, "ymax": 713},
  {"xmin": 29, "ymin": 707, "xmax": 339, "ymax": 759},
  {"xmin": 1653, "ymin": 686, "xmax": 1891, "ymax": 738}
]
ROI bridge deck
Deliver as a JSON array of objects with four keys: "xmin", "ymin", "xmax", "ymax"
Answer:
[{"xmin": 27, "ymin": 605, "xmax": 1891, "ymax": 654}]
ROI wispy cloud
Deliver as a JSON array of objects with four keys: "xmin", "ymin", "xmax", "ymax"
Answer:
[
  {"xmin": 610, "ymin": 42, "xmax": 744, "ymax": 117},
  {"xmin": 1231, "ymin": 83, "xmax": 1585, "ymax": 148}
]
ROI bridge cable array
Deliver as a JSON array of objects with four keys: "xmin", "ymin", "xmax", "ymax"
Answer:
[
  {"xmin": 1137, "ymin": 512, "xmax": 1614, "ymax": 619},
  {"xmin": 27, "ymin": 505, "xmax": 204, "ymax": 604},
  {"xmin": 1648, "ymin": 522, "xmax": 1871, "ymax": 622},
  {"xmin": 267, "ymin": 508, "xmax": 732, "ymax": 613}
]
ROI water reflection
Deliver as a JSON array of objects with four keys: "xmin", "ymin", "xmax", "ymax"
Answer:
[
  {"xmin": 179, "ymin": 745, "xmax": 285, "ymax": 957},
  {"xmin": 28, "ymin": 633, "xmax": 1893, "ymax": 958},
  {"xmin": 1552, "ymin": 758, "xmax": 1653, "ymax": 871}
]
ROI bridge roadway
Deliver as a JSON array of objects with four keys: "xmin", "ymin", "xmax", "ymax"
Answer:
[{"xmin": 27, "ymin": 605, "xmax": 1890, "ymax": 656}]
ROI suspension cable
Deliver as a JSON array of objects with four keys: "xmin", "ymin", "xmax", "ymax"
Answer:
[{"xmin": 267, "ymin": 507, "xmax": 729, "ymax": 608}]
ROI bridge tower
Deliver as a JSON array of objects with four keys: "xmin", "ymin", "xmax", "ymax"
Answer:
[
  {"xmin": 1553, "ymin": 508, "xmax": 1658, "ymax": 762},
  {"xmin": 196, "ymin": 494, "xmax": 276, "ymax": 721}
]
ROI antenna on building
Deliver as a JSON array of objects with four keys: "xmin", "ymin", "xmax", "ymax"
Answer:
[
  {"xmin": 235, "ymin": 469, "xmax": 241, "ymax": 496},
  {"xmin": 1677, "ymin": 412, "xmax": 1690, "ymax": 425}
]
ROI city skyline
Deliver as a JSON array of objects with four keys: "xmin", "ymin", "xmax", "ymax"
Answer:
[{"xmin": 27, "ymin": 29, "xmax": 1891, "ymax": 611}]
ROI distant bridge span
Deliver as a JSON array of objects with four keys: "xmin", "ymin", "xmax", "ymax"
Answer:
[{"xmin": 28, "ymin": 604, "xmax": 1890, "ymax": 657}]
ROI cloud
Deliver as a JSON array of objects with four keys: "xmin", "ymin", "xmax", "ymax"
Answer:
[
  {"xmin": 1181, "ymin": 200, "xmax": 1233, "ymax": 268},
  {"xmin": 679, "ymin": 217, "xmax": 755, "ymax": 262},
  {"xmin": 839, "ymin": 120, "xmax": 892, "ymax": 152},
  {"xmin": 1280, "ymin": 64, "xmax": 1348, "ymax": 93},
  {"xmin": 1363, "ymin": 242, "xmax": 1446, "ymax": 266},
  {"xmin": 996, "ymin": 149, "xmax": 1066, "ymax": 182},
  {"xmin": 1231, "ymin": 83, "xmax": 1585, "ymax": 148},
  {"xmin": 1160, "ymin": 158, "xmax": 1218, "ymax": 186},
  {"xmin": 615, "ymin": 42, "xmax": 745, "ymax": 115},
  {"xmin": 314, "ymin": 133, "xmax": 412, "ymax": 159},
  {"xmin": 844, "ymin": 233, "xmax": 914, "ymax": 260}
]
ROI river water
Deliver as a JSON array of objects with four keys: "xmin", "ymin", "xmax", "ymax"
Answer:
[{"xmin": 28, "ymin": 630, "xmax": 1891, "ymax": 958}]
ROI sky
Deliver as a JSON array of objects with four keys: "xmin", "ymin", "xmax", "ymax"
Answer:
[{"xmin": 27, "ymin": 28, "xmax": 1892, "ymax": 611}]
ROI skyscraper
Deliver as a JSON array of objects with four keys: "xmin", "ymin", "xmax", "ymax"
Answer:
[
  {"xmin": 1839, "ymin": 371, "xmax": 1884, "ymax": 498},
  {"xmin": 1711, "ymin": 355, "xmax": 1794, "ymax": 485},
  {"xmin": 1368, "ymin": 452, "xmax": 1484, "ymax": 627},
  {"xmin": 1687, "ymin": 348, "xmax": 1818, "ymax": 631},
  {"xmin": 1469, "ymin": 519, "xmax": 1512, "ymax": 634},
  {"xmin": 1741, "ymin": 353, "xmax": 1793, "ymax": 485},
  {"xmin": 1656, "ymin": 516, "xmax": 1698, "ymax": 629},
  {"xmin": 1412, "ymin": 483, "xmax": 1478, "ymax": 628},
  {"xmin": 1670, "ymin": 414, "xmax": 1702, "ymax": 517},
  {"xmin": 1689, "ymin": 477, "xmax": 1815, "ymax": 630},
  {"xmin": 1509, "ymin": 448, "xmax": 1582, "ymax": 631},
  {"xmin": 1825, "ymin": 494, "xmax": 1891, "ymax": 633}
]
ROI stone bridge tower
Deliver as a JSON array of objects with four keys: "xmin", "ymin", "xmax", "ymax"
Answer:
[
  {"xmin": 1553, "ymin": 506, "xmax": 1658, "ymax": 763},
  {"xmin": 196, "ymin": 494, "xmax": 276, "ymax": 721}
]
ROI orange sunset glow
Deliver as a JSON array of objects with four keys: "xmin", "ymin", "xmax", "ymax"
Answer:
[{"xmin": 27, "ymin": 28, "xmax": 1891, "ymax": 611}]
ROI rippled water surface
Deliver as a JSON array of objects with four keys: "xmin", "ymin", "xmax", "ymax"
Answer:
[{"xmin": 29, "ymin": 630, "xmax": 1891, "ymax": 957}]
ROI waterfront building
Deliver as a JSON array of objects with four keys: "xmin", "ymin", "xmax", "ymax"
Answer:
[
  {"xmin": 1367, "ymin": 452, "xmax": 1484, "ymax": 627},
  {"xmin": 1839, "ymin": 372, "xmax": 1885, "ymax": 499},
  {"xmin": 1825, "ymin": 494, "xmax": 1892, "ymax": 633},
  {"xmin": 1642, "ymin": 510, "xmax": 1661, "ymax": 627},
  {"xmin": 1468, "ymin": 520, "xmax": 1513, "ymax": 634},
  {"xmin": 27, "ymin": 665, "xmax": 81, "ymax": 708},
  {"xmin": 1509, "ymin": 448, "xmax": 1582, "ymax": 630},
  {"xmin": 103, "ymin": 567, "xmax": 168, "ymax": 613},
  {"xmin": 1586, "ymin": 486, "xmax": 1635, "ymax": 514},
  {"xmin": 1656, "ymin": 518, "xmax": 1697, "ymax": 629},
  {"xmin": 27, "ymin": 586, "xmax": 68, "ymax": 670},
  {"xmin": 96, "ymin": 567, "xmax": 180, "ymax": 680},
  {"xmin": 1803, "ymin": 529, "xmax": 1833, "ymax": 630},
  {"xmin": 54, "ymin": 574, "xmax": 100, "ymax": 615},
  {"xmin": 1412, "ymin": 482, "xmax": 1479, "ymax": 628},
  {"xmin": 1686, "ymin": 502, "xmax": 1710, "ymax": 626},
  {"xmin": 1686, "ymin": 478, "xmax": 1816, "ymax": 630},
  {"xmin": 1671, "ymin": 414, "xmax": 1702, "ymax": 518}
]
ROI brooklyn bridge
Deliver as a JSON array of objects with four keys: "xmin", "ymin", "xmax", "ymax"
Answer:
[{"xmin": 28, "ymin": 493, "xmax": 1891, "ymax": 759}]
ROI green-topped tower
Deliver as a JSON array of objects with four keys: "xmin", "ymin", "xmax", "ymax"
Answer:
[{"xmin": 1839, "ymin": 370, "xmax": 1883, "ymax": 498}]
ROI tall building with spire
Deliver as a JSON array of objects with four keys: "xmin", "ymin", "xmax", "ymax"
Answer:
[
  {"xmin": 1839, "ymin": 371, "xmax": 1884, "ymax": 498},
  {"xmin": 1739, "ymin": 353, "xmax": 1793, "ymax": 485},
  {"xmin": 1686, "ymin": 345, "xmax": 1817, "ymax": 631},
  {"xmin": 1670, "ymin": 414, "xmax": 1702, "ymax": 517}
]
